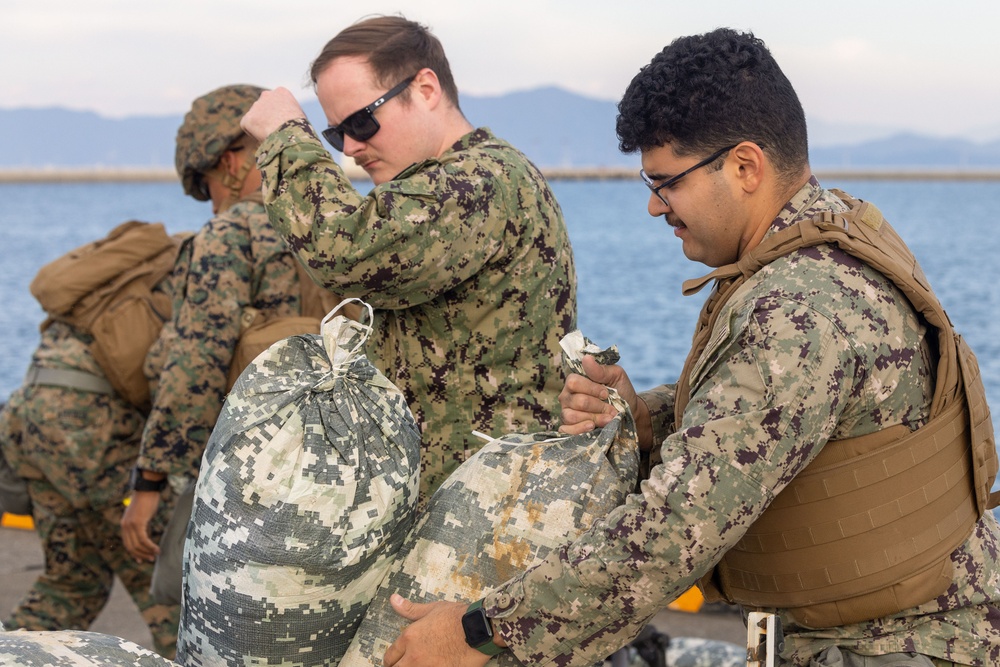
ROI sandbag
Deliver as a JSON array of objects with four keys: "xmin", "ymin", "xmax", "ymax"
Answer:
[
  {"xmin": 340, "ymin": 330, "xmax": 639, "ymax": 666},
  {"xmin": 176, "ymin": 300, "xmax": 421, "ymax": 667},
  {"xmin": 226, "ymin": 313, "xmax": 325, "ymax": 391},
  {"xmin": 225, "ymin": 260, "xmax": 360, "ymax": 391},
  {"xmin": 0, "ymin": 628, "xmax": 177, "ymax": 666},
  {"xmin": 609, "ymin": 629, "xmax": 745, "ymax": 667}
]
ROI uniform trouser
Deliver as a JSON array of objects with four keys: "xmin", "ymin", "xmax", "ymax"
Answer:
[
  {"xmin": 3, "ymin": 477, "xmax": 180, "ymax": 659},
  {"xmin": 808, "ymin": 646, "xmax": 963, "ymax": 666}
]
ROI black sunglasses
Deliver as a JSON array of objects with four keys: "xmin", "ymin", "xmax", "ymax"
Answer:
[{"xmin": 321, "ymin": 76, "xmax": 416, "ymax": 152}]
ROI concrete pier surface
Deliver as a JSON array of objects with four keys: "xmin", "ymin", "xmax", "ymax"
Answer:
[
  {"xmin": 1, "ymin": 521, "xmax": 748, "ymax": 655},
  {"xmin": 1, "ymin": 522, "xmax": 155, "ymax": 647}
]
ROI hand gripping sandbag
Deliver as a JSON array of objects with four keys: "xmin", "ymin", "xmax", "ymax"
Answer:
[
  {"xmin": 340, "ymin": 330, "xmax": 639, "ymax": 666},
  {"xmin": 176, "ymin": 300, "xmax": 421, "ymax": 667}
]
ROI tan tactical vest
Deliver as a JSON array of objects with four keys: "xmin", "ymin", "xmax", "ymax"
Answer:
[
  {"xmin": 675, "ymin": 190, "xmax": 999, "ymax": 628},
  {"xmin": 30, "ymin": 221, "xmax": 190, "ymax": 410}
]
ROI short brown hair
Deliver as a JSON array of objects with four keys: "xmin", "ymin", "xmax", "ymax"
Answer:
[{"xmin": 310, "ymin": 15, "xmax": 460, "ymax": 108}]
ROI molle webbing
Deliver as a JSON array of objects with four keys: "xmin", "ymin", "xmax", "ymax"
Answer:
[
  {"xmin": 718, "ymin": 396, "xmax": 979, "ymax": 627},
  {"xmin": 680, "ymin": 190, "xmax": 999, "ymax": 627}
]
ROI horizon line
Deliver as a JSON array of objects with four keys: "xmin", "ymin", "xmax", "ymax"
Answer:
[{"xmin": 2, "ymin": 166, "xmax": 1000, "ymax": 184}]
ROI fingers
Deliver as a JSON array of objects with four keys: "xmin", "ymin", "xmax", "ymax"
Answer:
[
  {"xmin": 579, "ymin": 354, "xmax": 615, "ymax": 383},
  {"xmin": 559, "ymin": 372, "xmax": 608, "ymax": 409},
  {"xmin": 240, "ymin": 88, "xmax": 307, "ymax": 142},
  {"xmin": 559, "ymin": 369, "xmax": 616, "ymax": 433},
  {"xmin": 383, "ymin": 599, "xmax": 487, "ymax": 667},
  {"xmin": 558, "ymin": 419, "xmax": 598, "ymax": 435},
  {"xmin": 383, "ymin": 636, "xmax": 403, "ymax": 667},
  {"xmin": 390, "ymin": 593, "xmax": 428, "ymax": 622},
  {"xmin": 121, "ymin": 522, "xmax": 157, "ymax": 562},
  {"xmin": 120, "ymin": 492, "xmax": 161, "ymax": 562},
  {"xmin": 383, "ymin": 595, "xmax": 428, "ymax": 666}
]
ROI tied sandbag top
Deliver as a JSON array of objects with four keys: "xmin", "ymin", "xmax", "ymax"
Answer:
[{"xmin": 180, "ymin": 300, "xmax": 421, "ymax": 667}]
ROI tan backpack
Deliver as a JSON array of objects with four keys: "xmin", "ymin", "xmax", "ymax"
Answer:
[
  {"xmin": 225, "ymin": 262, "xmax": 361, "ymax": 390},
  {"xmin": 30, "ymin": 221, "xmax": 189, "ymax": 410}
]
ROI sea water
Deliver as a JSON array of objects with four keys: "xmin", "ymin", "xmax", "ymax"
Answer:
[{"xmin": 2, "ymin": 177, "xmax": 1000, "ymax": 447}]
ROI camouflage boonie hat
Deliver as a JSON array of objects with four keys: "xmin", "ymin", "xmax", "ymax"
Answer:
[{"xmin": 174, "ymin": 84, "xmax": 265, "ymax": 200}]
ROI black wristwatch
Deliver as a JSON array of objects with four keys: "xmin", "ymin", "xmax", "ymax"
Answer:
[
  {"xmin": 130, "ymin": 467, "xmax": 168, "ymax": 493},
  {"xmin": 462, "ymin": 599, "xmax": 505, "ymax": 657}
]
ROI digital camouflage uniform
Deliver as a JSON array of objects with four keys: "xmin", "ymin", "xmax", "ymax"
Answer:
[
  {"xmin": 0, "ymin": 321, "xmax": 180, "ymax": 658},
  {"xmin": 137, "ymin": 194, "xmax": 305, "ymax": 479},
  {"xmin": 481, "ymin": 180, "xmax": 1000, "ymax": 667},
  {"xmin": 256, "ymin": 121, "xmax": 577, "ymax": 498}
]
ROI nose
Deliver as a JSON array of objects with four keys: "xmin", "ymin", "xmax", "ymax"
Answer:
[
  {"xmin": 647, "ymin": 192, "xmax": 669, "ymax": 217},
  {"xmin": 343, "ymin": 135, "xmax": 366, "ymax": 156}
]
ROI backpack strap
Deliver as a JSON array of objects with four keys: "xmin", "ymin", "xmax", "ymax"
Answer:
[{"xmin": 23, "ymin": 364, "xmax": 114, "ymax": 395}]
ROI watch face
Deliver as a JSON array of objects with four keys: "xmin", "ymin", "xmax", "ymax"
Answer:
[{"xmin": 462, "ymin": 606, "xmax": 493, "ymax": 647}]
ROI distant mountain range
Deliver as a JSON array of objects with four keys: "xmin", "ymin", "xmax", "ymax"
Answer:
[{"xmin": 2, "ymin": 86, "xmax": 999, "ymax": 171}]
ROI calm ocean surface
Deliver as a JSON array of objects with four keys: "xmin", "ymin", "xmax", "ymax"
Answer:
[{"xmin": 2, "ymin": 178, "xmax": 1000, "ymax": 456}]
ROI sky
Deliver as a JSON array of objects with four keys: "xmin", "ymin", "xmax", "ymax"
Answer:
[{"xmin": 4, "ymin": 0, "xmax": 1000, "ymax": 141}]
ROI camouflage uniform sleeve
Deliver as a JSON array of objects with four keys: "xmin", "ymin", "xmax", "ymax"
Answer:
[
  {"xmin": 482, "ymin": 287, "xmax": 868, "ymax": 665},
  {"xmin": 639, "ymin": 384, "xmax": 677, "ymax": 442},
  {"xmin": 255, "ymin": 120, "xmax": 511, "ymax": 308},
  {"xmin": 138, "ymin": 209, "xmax": 270, "ymax": 477},
  {"xmin": 0, "ymin": 392, "xmax": 24, "ymax": 474}
]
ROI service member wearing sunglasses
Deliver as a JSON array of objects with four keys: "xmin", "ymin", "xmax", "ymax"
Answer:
[{"xmin": 241, "ymin": 16, "xmax": 578, "ymax": 506}]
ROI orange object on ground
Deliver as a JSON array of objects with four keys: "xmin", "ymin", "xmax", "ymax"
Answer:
[
  {"xmin": 668, "ymin": 585, "xmax": 705, "ymax": 613},
  {"xmin": 1, "ymin": 512, "xmax": 34, "ymax": 530}
]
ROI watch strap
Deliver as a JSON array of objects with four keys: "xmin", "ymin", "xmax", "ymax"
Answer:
[
  {"xmin": 130, "ymin": 467, "xmax": 168, "ymax": 492},
  {"xmin": 464, "ymin": 599, "xmax": 505, "ymax": 657}
]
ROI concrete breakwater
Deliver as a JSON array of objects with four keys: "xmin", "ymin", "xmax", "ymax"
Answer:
[{"xmin": 3, "ymin": 166, "xmax": 1000, "ymax": 183}]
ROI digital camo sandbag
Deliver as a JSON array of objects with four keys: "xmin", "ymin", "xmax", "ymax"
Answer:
[
  {"xmin": 176, "ymin": 300, "xmax": 421, "ymax": 667},
  {"xmin": 340, "ymin": 330, "xmax": 639, "ymax": 666},
  {"xmin": 0, "ymin": 628, "xmax": 177, "ymax": 667},
  {"xmin": 608, "ymin": 625, "xmax": 745, "ymax": 667}
]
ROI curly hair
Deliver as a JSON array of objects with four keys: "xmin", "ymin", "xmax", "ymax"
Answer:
[{"xmin": 616, "ymin": 28, "xmax": 808, "ymax": 179}]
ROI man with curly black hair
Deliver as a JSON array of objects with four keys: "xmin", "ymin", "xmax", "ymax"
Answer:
[{"xmin": 382, "ymin": 28, "xmax": 1000, "ymax": 667}]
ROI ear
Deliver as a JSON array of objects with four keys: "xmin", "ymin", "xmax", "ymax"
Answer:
[
  {"xmin": 219, "ymin": 149, "xmax": 242, "ymax": 178},
  {"xmin": 731, "ymin": 142, "xmax": 766, "ymax": 194},
  {"xmin": 411, "ymin": 67, "xmax": 443, "ymax": 110}
]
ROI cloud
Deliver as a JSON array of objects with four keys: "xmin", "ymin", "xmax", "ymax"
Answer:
[{"xmin": 3, "ymin": 0, "xmax": 999, "ymax": 138}]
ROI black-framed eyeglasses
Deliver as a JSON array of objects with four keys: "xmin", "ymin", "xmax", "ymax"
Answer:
[
  {"xmin": 321, "ymin": 75, "xmax": 416, "ymax": 152},
  {"xmin": 640, "ymin": 143, "xmax": 739, "ymax": 207}
]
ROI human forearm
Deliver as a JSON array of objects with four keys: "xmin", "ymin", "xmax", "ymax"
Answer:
[
  {"xmin": 255, "ymin": 124, "xmax": 522, "ymax": 305},
  {"xmin": 255, "ymin": 118, "xmax": 367, "ymax": 251},
  {"xmin": 139, "ymin": 238, "xmax": 245, "ymax": 476},
  {"xmin": 638, "ymin": 384, "xmax": 677, "ymax": 448}
]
